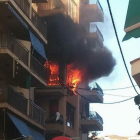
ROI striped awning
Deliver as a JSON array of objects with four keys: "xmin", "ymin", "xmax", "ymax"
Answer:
[{"xmin": 123, "ymin": 0, "xmax": 140, "ymax": 41}]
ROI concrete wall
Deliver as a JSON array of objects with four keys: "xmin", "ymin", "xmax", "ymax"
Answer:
[
  {"xmin": 12, "ymin": 86, "xmax": 29, "ymax": 99},
  {"xmin": 131, "ymin": 58, "xmax": 140, "ymax": 76},
  {"xmin": 18, "ymin": 40, "xmax": 31, "ymax": 51}
]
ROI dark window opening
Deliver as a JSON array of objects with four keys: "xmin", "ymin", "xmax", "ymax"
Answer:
[
  {"xmin": 49, "ymin": 100, "xmax": 58, "ymax": 119},
  {"xmin": 66, "ymin": 102, "xmax": 75, "ymax": 129}
]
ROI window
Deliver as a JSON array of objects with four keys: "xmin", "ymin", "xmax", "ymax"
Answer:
[
  {"xmin": 68, "ymin": 0, "xmax": 77, "ymax": 22},
  {"xmin": 49, "ymin": 100, "xmax": 58, "ymax": 119},
  {"xmin": 66, "ymin": 102, "xmax": 75, "ymax": 128}
]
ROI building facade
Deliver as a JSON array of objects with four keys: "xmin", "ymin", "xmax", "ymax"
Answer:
[
  {"xmin": 123, "ymin": 0, "xmax": 140, "ymax": 87},
  {"xmin": 0, "ymin": 0, "xmax": 104, "ymax": 140}
]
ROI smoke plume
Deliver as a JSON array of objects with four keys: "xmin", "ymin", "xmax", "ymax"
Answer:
[{"xmin": 43, "ymin": 14, "xmax": 116, "ymax": 81}]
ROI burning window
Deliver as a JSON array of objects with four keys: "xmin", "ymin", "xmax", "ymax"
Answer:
[
  {"xmin": 67, "ymin": 64, "xmax": 83, "ymax": 95},
  {"xmin": 44, "ymin": 61, "xmax": 60, "ymax": 86},
  {"xmin": 44, "ymin": 61, "xmax": 84, "ymax": 95}
]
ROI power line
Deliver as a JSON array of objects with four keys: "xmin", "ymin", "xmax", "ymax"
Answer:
[
  {"xmin": 66, "ymin": 85, "xmax": 135, "ymax": 97},
  {"xmin": 106, "ymin": 0, "xmax": 139, "ymax": 95},
  {"xmin": 74, "ymin": 85, "xmax": 138, "ymax": 91},
  {"xmin": 104, "ymin": 93, "xmax": 133, "ymax": 97},
  {"xmin": 76, "ymin": 91, "xmax": 135, "ymax": 104},
  {"xmin": 60, "ymin": 84, "xmax": 135, "ymax": 103},
  {"xmin": 103, "ymin": 85, "xmax": 138, "ymax": 91}
]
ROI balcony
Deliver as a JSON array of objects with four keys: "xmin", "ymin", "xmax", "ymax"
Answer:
[
  {"xmin": 46, "ymin": 123, "xmax": 64, "ymax": 134},
  {"xmin": 13, "ymin": 0, "xmax": 47, "ymax": 40},
  {"xmin": 0, "ymin": 32, "xmax": 47, "ymax": 87},
  {"xmin": 81, "ymin": 111, "xmax": 103, "ymax": 132},
  {"xmin": 89, "ymin": 23, "xmax": 104, "ymax": 45},
  {"xmin": 29, "ymin": 100, "xmax": 46, "ymax": 125},
  {"xmin": 45, "ymin": 114, "xmax": 64, "ymax": 134},
  {"xmin": 80, "ymin": 0, "xmax": 104, "ymax": 23},
  {"xmin": 0, "ymin": 0, "xmax": 47, "ymax": 42},
  {"xmin": 78, "ymin": 83, "xmax": 103, "ymax": 103},
  {"xmin": 0, "ymin": 85, "xmax": 46, "ymax": 126},
  {"xmin": 131, "ymin": 58, "xmax": 140, "ymax": 86},
  {"xmin": 34, "ymin": 86, "xmax": 65, "ymax": 101},
  {"xmin": 37, "ymin": 0, "xmax": 65, "ymax": 17}
]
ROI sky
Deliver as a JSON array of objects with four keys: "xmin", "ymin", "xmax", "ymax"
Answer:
[{"xmin": 90, "ymin": 0, "xmax": 140, "ymax": 137}]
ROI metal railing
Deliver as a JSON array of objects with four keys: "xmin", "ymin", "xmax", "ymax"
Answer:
[
  {"xmin": 13, "ymin": 0, "xmax": 47, "ymax": 39},
  {"xmin": 0, "ymin": 85, "xmax": 46, "ymax": 125},
  {"xmin": 45, "ymin": 0, "xmax": 65, "ymax": 10},
  {"xmin": 89, "ymin": 24, "xmax": 104, "ymax": 41},
  {"xmin": 0, "ymin": 33, "xmax": 29, "ymax": 65},
  {"xmin": 0, "ymin": 85, "xmax": 28, "ymax": 115},
  {"xmin": 89, "ymin": 111, "xmax": 103, "ymax": 125},
  {"xmin": 89, "ymin": 0, "xmax": 103, "ymax": 14},
  {"xmin": 47, "ymin": 74, "xmax": 60, "ymax": 85},
  {"xmin": 52, "ymin": 0, "xmax": 65, "ymax": 9},
  {"xmin": 14, "ymin": 0, "xmax": 30, "ymax": 18},
  {"xmin": 97, "ymin": 0, "xmax": 103, "ymax": 14},
  {"xmin": 31, "ymin": 8, "xmax": 47, "ymax": 39},
  {"xmin": 29, "ymin": 100, "xmax": 46, "ymax": 125},
  {"xmin": 0, "ymin": 32, "xmax": 47, "ymax": 82},
  {"xmin": 30, "ymin": 55, "xmax": 47, "ymax": 81}
]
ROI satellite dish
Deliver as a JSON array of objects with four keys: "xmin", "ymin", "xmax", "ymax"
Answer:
[{"xmin": 24, "ymin": 136, "xmax": 34, "ymax": 140}]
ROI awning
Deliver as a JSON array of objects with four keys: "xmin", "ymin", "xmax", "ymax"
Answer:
[
  {"xmin": 123, "ymin": 28, "xmax": 140, "ymax": 41},
  {"xmin": 28, "ymin": 126, "xmax": 45, "ymax": 140},
  {"xmin": 123, "ymin": 0, "xmax": 140, "ymax": 41},
  {"xmin": 8, "ymin": 113, "xmax": 30, "ymax": 137},
  {"xmin": 29, "ymin": 31, "xmax": 47, "ymax": 60},
  {"xmin": 8, "ymin": 113, "xmax": 45, "ymax": 140},
  {"xmin": 8, "ymin": 5, "xmax": 28, "ymax": 29},
  {"xmin": 8, "ymin": 5, "xmax": 47, "ymax": 60}
]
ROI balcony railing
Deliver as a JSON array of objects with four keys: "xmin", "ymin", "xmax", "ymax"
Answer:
[
  {"xmin": 89, "ymin": 24, "xmax": 104, "ymax": 41},
  {"xmin": 30, "ymin": 55, "xmax": 47, "ymax": 81},
  {"xmin": 0, "ymin": 85, "xmax": 27, "ymax": 114},
  {"xmin": 0, "ymin": 33, "xmax": 47, "ymax": 82},
  {"xmin": 89, "ymin": 0, "xmax": 103, "ymax": 14},
  {"xmin": 89, "ymin": 111, "xmax": 103, "ymax": 125},
  {"xmin": 13, "ymin": 0, "xmax": 47, "ymax": 39},
  {"xmin": 0, "ymin": 85, "xmax": 46, "ymax": 125},
  {"xmin": 29, "ymin": 100, "xmax": 46, "ymax": 125},
  {"xmin": 14, "ymin": 0, "xmax": 30, "ymax": 18},
  {"xmin": 47, "ymin": 74, "xmax": 60, "ymax": 85},
  {"xmin": 45, "ymin": 0, "xmax": 65, "ymax": 10},
  {"xmin": 31, "ymin": 8, "xmax": 47, "ymax": 39}
]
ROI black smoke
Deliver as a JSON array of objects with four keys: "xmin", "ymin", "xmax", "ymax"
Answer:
[{"xmin": 43, "ymin": 14, "xmax": 116, "ymax": 81}]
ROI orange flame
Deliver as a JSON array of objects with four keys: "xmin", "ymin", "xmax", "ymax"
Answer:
[
  {"xmin": 67, "ymin": 64, "xmax": 84, "ymax": 95},
  {"xmin": 44, "ymin": 61, "xmax": 60, "ymax": 86}
]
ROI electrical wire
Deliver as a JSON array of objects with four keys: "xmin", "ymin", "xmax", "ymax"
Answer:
[
  {"xmin": 76, "ymin": 91, "xmax": 135, "ymax": 104},
  {"xmin": 103, "ymin": 93, "xmax": 133, "ymax": 97},
  {"xmin": 106, "ymin": 0, "xmax": 139, "ymax": 95},
  {"xmin": 103, "ymin": 85, "xmax": 138, "ymax": 91},
  {"xmin": 72, "ymin": 85, "xmax": 138, "ymax": 91}
]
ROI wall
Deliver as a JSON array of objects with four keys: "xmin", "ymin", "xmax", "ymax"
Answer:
[
  {"xmin": 18, "ymin": 40, "xmax": 31, "ymax": 52},
  {"xmin": 65, "ymin": 93, "xmax": 80, "ymax": 137},
  {"xmin": 12, "ymin": 86, "xmax": 29, "ymax": 99}
]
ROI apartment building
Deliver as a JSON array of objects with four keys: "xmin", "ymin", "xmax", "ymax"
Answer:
[
  {"xmin": 0, "ymin": 0, "xmax": 104, "ymax": 140},
  {"xmin": 0, "ymin": 0, "xmax": 48, "ymax": 139},
  {"xmin": 123, "ymin": 1, "xmax": 140, "ymax": 90},
  {"xmin": 32, "ymin": 0, "xmax": 104, "ymax": 140}
]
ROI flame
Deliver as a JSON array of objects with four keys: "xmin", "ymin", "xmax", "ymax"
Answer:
[
  {"xmin": 67, "ymin": 64, "xmax": 83, "ymax": 95},
  {"xmin": 44, "ymin": 61, "xmax": 84, "ymax": 91},
  {"xmin": 44, "ymin": 61, "xmax": 60, "ymax": 86}
]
